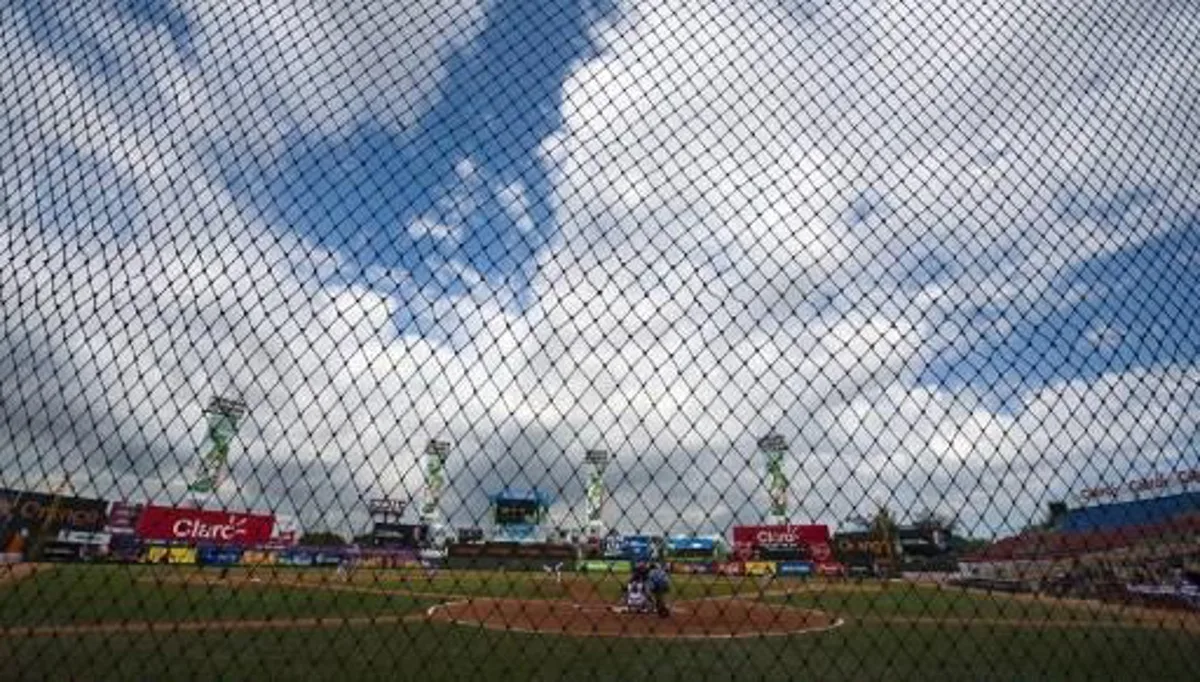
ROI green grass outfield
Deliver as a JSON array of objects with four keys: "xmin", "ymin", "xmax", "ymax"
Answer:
[{"xmin": 2, "ymin": 565, "xmax": 1198, "ymax": 681}]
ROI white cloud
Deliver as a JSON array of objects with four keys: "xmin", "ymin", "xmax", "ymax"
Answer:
[
  {"xmin": 3, "ymin": 0, "xmax": 1200, "ymax": 538},
  {"xmin": 408, "ymin": 216, "xmax": 463, "ymax": 243}
]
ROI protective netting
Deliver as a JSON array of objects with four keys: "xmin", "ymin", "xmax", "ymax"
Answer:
[{"xmin": 2, "ymin": 0, "xmax": 1199, "ymax": 679}]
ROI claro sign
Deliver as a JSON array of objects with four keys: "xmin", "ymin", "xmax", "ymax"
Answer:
[
  {"xmin": 135, "ymin": 506, "xmax": 274, "ymax": 546},
  {"xmin": 732, "ymin": 524, "xmax": 831, "ymax": 561}
]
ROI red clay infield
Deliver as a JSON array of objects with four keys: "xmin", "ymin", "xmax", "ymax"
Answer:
[{"xmin": 425, "ymin": 597, "xmax": 840, "ymax": 639}]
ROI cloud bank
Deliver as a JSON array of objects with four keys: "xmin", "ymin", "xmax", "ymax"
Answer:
[{"xmin": 3, "ymin": 0, "xmax": 1199, "ymax": 537}]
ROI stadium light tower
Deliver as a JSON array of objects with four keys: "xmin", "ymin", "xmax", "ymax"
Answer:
[
  {"xmin": 187, "ymin": 395, "xmax": 248, "ymax": 504},
  {"xmin": 757, "ymin": 433, "xmax": 789, "ymax": 525},
  {"xmin": 584, "ymin": 449, "xmax": 610, "ymax": 538},
  {"xmin": 419, "ymin": 439, "xmax": 452, "ymax": 527}
]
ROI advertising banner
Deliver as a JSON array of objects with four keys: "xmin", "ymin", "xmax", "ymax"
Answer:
[
  {"xmin": 144, "ymin": 546, "xmax": 197, "ymax": 565},
  {"xmin": 732, "ymin": 524, "xmax": 831, "ymax": 561},
  {"xmin": 312, "ymin": 551, "xmax": 344, "ymax": 566},
  {"xmin": 108, "ymin": 534, "xmax": 143, "ymax": 563},
  {"xmin": 241, "ymin": 550, "xmax": 277, "ymax": 565},
  {"xmin": 40, "ymin": 542, "xmax": 86, "ymax": 563},
  {"xmin": 744, "ymin": 561, "xmax": 776, "ymax": 576},
  {"xmin": 715, "ymin": 561, "xmax": 745, "ymax": 576},
  {"xmin": 833, "ymin": 531, "xmax": 894, "ymax": 568},
  {"xmin": 601, "ymin": 535, "xmax": 656, "ymax": 560},
  {"xmin": 622, "ymin": 536, "xmax": 656, "ymax": 560},
  {"xmin": 666, "ymin": 536, "xmax": 716, "ymax": 552},
  {"xmin": 57, "ymin": 530, "xmax": 112, "ymax": 546},
  {"xmin": 667, "ymin": 562, "xmax": 714, "ymax": 574},
  {"xmin": 602, "ymin": 534, "xmax": 624, "ymax": 558},
  {"xmin": 776, "ymin": 561, "xmax": 815, "ymax": 576},
  {"xmin": 578, "ymin": 560, "xmax": 632, "ymax": 573},
  {"xmin": 105, "ymin": 502, "xmax": 143, "ymax": 535},
  {"xmin": 270, "ymin": 514, "xmax": 300, "ymax": 548},
  {"xmin": 817, "ymin": 562, "xmax": 847, "ymax": 577},
  {"xmin": 368, "ymin": 522, "xmax": 427, "ymax": 548},
  {"xmin": 197, "ymin": 546, "xmax": 243, "ymax": 565},
  {"xmin": 135, "ymin": 505, "xmax": 275, "ymax": 546},
  {"xmin": 447, "ymin": 542, "xmax": 577, "ymax": 561},
  {"xmin": 278, "ymin": 550, "xmax": 314, "ymax": 566},
  {"xmin": 1, "ymin": 489, "xmax": 109, "ymax": 560}
]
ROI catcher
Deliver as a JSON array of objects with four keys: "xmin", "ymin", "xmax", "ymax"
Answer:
[
  {"xmin": 647, "ymin": 562, "xmax": 671, "ymax": 617},
  {"xmin": 615, "ymin": 562, "xmax": 654, "ymax": 614}
]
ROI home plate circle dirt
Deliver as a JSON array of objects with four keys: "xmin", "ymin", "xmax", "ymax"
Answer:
[{"xmin": 426, "ymin": 598, "xmax": 840, "ymax": 639}]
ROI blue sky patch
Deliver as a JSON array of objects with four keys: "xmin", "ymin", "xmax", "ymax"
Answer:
[
  {"xmin": 234, "ymin": 0, "xmax": 617, "ymax": 319},
  {"xmin": 921, "ymin": 216, "xmax": 1200, "ymax": 404}
]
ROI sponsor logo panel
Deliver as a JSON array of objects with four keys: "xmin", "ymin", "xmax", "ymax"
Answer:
[
  {"xmin": 731, "ymin": 524, "xmax": 830, "ymax": 561},
  {"xmin": 1, "ymin": 489, "xmax": 110, "ymax": 561},
  {"xmin": 715, "ymin": 561, "xmax": 745, "ymax": 576},
  {"xmin": 744, "ymin": 561, "xmax": 776, "ymax": 576},
  {"xmin": 776, "ymin": 561, "xmax": 815, "ymax": 576},
  {"xmin": 144, "ymin": 546, "xmax": 197, "ymax": 565},
  {"xmin": 667, "ymin": 562, "xmax": 714, "ymax": 574},
  {"xmin": 241, "ymin": 550, "xmax": 277, "ymax": 565},
  {"xmin": 135, "ymin": 506, "xmax": 275, "ymax": 546},
  {"xmin": 577, "ymin": 560, "xmax": 632, "ymax": 573}
]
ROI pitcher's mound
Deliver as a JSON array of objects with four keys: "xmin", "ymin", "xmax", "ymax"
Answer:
[{"xmin": 426, "ymin": 598, "xmax": 839, "ymax": 639}]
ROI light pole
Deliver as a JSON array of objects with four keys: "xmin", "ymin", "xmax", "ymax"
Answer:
[
  {"xmin": 187, "ymin": 396, "xmax": 248, "ymax": 505},
  {"xmin": 584, "ymin": 449, "xmax": 610, "ymax": 539},
  {"xmin": 419, "ymin": 440, "xmax": 451, "ymax": 529},
  {"xmin": 757, "ymin": 433, "xmax": 789, "ymax": 525}
]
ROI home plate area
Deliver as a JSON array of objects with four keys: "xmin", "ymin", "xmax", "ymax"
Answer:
[{"xmin": 425, "ymin": 597, "xmax": 840, "ymax": 639}]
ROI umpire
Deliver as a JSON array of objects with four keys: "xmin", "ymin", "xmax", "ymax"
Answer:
[{"xmin": 648, "ymin": 562, "xmax": 671, "ymax": 617}]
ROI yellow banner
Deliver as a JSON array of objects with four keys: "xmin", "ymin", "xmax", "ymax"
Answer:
[
  {"xmin": 744, "ymin": 561, "xmax": 775, "ymax": 576},
  {"xmin": 144, "ymin": 546, "xmax": 197, "ymax": 565},
  {"xmin": 242, "ymin": 550, "xmax": 277, "ymax": 565}
]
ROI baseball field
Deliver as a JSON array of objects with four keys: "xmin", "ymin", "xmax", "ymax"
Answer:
[{"xmin": 2, "ymin": 564, "xmax": 1198, "ymax": 681}]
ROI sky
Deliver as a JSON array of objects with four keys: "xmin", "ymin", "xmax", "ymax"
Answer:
[{"xmin": 2, "ymin": 0, "xmax": 1200, "ymax": 539}]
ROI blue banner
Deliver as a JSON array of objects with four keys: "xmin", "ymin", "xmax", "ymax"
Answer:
[
  {"xmin": 665, "ymin": 536, "xmax": 716, "ymax": 552},
  {"xmin": 278, "ymin": 550, "xmax": 315, "ymax": 566},
  {"xmin": 197, "ymin": 546, "xmax": 243, "ymax": 565},
  {"xmin": 776, "ymin": 561, "xmax": 814, "ymax": 576},
  {"xmin": 622, "ymin": 536, "xmax": 656, "ymax": 560}
]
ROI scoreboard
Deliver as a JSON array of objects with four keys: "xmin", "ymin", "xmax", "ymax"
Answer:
[{"xmin": 494, "ymin": 499, "xmax": 541, "ymax": 525}]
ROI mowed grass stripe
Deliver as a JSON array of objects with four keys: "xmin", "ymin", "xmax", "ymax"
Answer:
[
  {"xmin": 0, "ymin": 565, "xmax": 430, "ymax": 628},
  {"xmin": 3, "ymin": 616, "xmax": 1199, "ymax": 682}
]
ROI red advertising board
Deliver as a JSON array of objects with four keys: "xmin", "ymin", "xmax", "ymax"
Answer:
[
  {"xmin": 715, "ymin": 561, "xmax": 745, "ymax": 576},
  {"xmin": 135, "ymin": 505, "xmax": 274, "ymax": 546},
  {"xmin": 732, "ymin": 524, "xmax": 832, "ymax": 561}
]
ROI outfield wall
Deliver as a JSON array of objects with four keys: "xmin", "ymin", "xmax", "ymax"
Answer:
[{"xmin": 445, "ymin": 542, "xmax": 578, "ymax": 571}]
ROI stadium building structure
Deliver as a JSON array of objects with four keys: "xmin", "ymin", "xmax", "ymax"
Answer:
[{"xmin": 958, "ymin": 491, "xmax": 1200, "ymax": 598}]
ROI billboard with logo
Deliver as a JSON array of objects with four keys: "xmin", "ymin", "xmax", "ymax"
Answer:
[
  {"xmin": 777, "ymin": 560, "xmax": 815, "ymax": 576},
  {"xmin": 663, "ymin": 536, "xmax": 724, "ymax": 562},
  {"xmin": 105, "ymin": 502, "xmax": 143, "ymax": 535},
  {"xmin": 667, "ymin": 562, "xmax": 714, "ymax": 574},
  {"xmin": 197, "ymin": 546, "xmax": 243, "ymax": 565},
  {"xmin": 833, "ymin": 531, "xmax": 897, "ymax": 575},
  {"xmin": 366, "ymin": 522, "xmax": 427, "ymax": 548},
  {"xmin": 601, "ymin": 535, "xmax": 657, "ymax": 561},
  {"xmin": 135, "ymin": 505, "xmax": 275, "ymax": 546},
  {"xmin": 744, "ymin": 561, "xmax": 776, "ymax": 576},
  {"xmin": 144, "ymin": 546, "xmax": 198, "ymax": 565},
  {"xmin": 732, "ymin": 524, "xmax": 832, "ymax": 562},
  {"xmin": 1, "ymin": 489, "xmax": 109, "ymax": 561}
]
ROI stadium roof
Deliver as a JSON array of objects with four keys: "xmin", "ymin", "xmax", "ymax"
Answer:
[
  {"xmin": 962, "ymin": 513, "xmax": 1200, "ymax": 563},
  {"xmin": 1059, "ymin": 491, "xmax": 1200, "ymax": 533}
]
